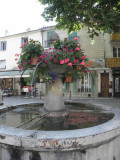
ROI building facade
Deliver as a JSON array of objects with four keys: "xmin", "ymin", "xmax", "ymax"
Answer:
[{"xmin": 0, "ymin": 26, "xmax": 116, "ymax": 98}]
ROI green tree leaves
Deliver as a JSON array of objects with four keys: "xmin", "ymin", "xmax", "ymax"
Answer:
[{"xmin": 39, "ymin": 0, "xmax": 120, "ymax": 37}]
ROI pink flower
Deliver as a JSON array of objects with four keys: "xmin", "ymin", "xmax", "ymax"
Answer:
[
  {"xmin": 15, "ymin": 53, "xmax": 19, "ymax": 56},
  {"xmin": 74, "ymin": 37, "xmax": 78, "ymax": 41},
  {"xmin": 45, "ymin": 60, "xmax": 49, "ymax": 63},
  {"xmin": 76, "ymin": 47, "xmax": 80, "ymax": 51},
  {"xmin": 43, "ymin": 55, "xmax": 47, "ymax": 58},
  {"xmin": 68, "ymin": 63, "xmax": 72, "ymax": 66},
  {"xmin": 29, "ymin": 61, "xmax": 32, "ymax": 64},
  {"xmin": 64, "ymin": 58, "xmax": 69, "ymax": 63},
  {"xmin": 50, "ymin": 57, "xmax": 52, "ymax": 60},
  {"xmin": 64, "ymin": 48, "xmax": 68, "ymax": 50},
  {"xmin": 58, "ymin": 49, "xmax": 61, "ymax": 52},
  {"xmin": 40, "ymin": 55, "xmax": 47, "ymax": 58},
  {"xmin": 18, "ymin": 65, "xmax": 22, "ymax": 70},
  {"xmin": 73, "ymin": 59, "xmax": 77, "ymax": 63},
  {"xmin": 80, "ymin": 61, "xmax": 85, "ymax": 65},
  {"xmin": 23, "ymin": 61, "xmax": 26, "ymax": 66},
  {"xmin": 60, "ymin": 60, "xmax": 65, "ymax": 64},
  {"xmin": 82, "ymin": 56, "xmax": 85, "ymax": 59},
  {"xmin": 85, "ymin": 70, "xmax": 89, "ymax": 73},
  {"xmin": 15, "ymin": 58, "xmax": 18, "ymax": 61}
]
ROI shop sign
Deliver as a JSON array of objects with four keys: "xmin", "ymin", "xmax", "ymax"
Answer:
[{"xmin": 85, "ymin": 59, "xmax": 105, "ymax": 68}]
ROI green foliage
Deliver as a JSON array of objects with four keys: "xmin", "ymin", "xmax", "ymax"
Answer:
[
  {"xmin": 39, "ymin": 0, "xmax": 120, "ymax": 37},
  {"xmin": 40, "ymin": 37, "xmax": 89, "ymax": 79},
  {"xmin": 24, "ymin": 77, "xmax": 31, "ymax": 86},
  {"xmin": 17, "ymin": 39, "xmax": 44, "ymax": 70}
]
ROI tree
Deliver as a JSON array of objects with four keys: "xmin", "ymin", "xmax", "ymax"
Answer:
[{"xmin": 39, "ymin": 0, "xmax": 120, "ymax": 38}]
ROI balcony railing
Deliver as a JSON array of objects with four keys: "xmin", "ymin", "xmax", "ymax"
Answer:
[
  {"xmin": 105, "ymin": 58, "xmax": 120, "ymax": 68},
  {"xmin": 110, "ymin": 33, "xmax": 120, "ymax": 47},
  {"xmin": 110, "ymin": 33, "xmax": 120, "ymax": 41}
]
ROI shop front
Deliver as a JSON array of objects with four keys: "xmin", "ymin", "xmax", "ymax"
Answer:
[
  {"xmin": 112, "ymin": 69, "xmax": 120, "ymax": 97},
  {"xmin": 0, "ymin": 70, "xmax": 31, "ymax": 96}
]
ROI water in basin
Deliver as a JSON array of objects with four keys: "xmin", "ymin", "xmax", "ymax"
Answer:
[{"xmin": 0, "ymin": 104, "xmax": 114, "ymax": 131}]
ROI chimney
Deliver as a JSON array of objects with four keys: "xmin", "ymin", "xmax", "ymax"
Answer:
[
  {"xmin": 5, "ymin": 30, "xmax": 9, "ymax": 36},
  {"xmin": 26, "ymin": 28, "xmax": 30, "ymax": 32}
]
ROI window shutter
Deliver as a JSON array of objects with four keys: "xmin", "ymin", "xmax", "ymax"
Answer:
[
  {"xmin": 65, "ymin": 82, "xmax": 70, "ymax": 93},
  {"xmin": 68, "ymin": 31, "xmax": 77, "ymax": 41},
  {"xmin": 47, "ymin": 30, "xmax": 55, "ymax": 47},
  {"xmin": 91, "ymin": 73, "xmax": 95, "ymax": 93},
  {"xmin": 73, "ymin": 79, "xmax": 77, "ymax": 93}
]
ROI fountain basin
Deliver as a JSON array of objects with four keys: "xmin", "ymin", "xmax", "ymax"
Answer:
[{"xmin": 0, "ymin": 101, "xmax": 119, "ymax": 160}]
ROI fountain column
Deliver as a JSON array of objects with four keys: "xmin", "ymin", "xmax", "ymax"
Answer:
[{"xmin": 44, "ymin": 76, "xmax": 65, "ymax": 111}]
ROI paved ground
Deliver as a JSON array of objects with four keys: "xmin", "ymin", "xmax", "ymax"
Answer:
[
  {"xmin": 2, "ymin": 96, "xmax": 120, "ymax": 109},
  {"xmin": 3, "ymin": 96, "xmax": 44, "ymax": 106}
]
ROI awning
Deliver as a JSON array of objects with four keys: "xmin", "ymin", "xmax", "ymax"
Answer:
[{"xmin": 0, "ymin": 70, "xmax": 33, "ymax": 78}]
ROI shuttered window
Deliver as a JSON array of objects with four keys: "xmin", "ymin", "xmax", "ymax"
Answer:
[
  {"xmin": 47, "ymin": 30, "xmax": 55, "ymax": 48},
  {"xmin": 1, "ymin": 41, "xmax": 7, "ymax": 51},
  {"xmin": 113, "ymin": 47, "xmax": 120, "ymax": 57},
  {"xmin": 68, "ymin": 31, "xmax": 77, "ymax": 41}
]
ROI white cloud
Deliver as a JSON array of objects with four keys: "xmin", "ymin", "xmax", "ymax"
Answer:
[{"xmin": 0, "ymin": 0, "xmax": 56, "ymax": 36}]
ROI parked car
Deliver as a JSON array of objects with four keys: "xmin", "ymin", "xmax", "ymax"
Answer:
[{"xmin": 0, "ymin": 89, "xmax": 3, "ymax": 105}]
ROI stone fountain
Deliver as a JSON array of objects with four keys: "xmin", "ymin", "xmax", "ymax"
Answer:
[{"xmin": 0, "ymin": 33, "xmax": 119, "ymax": 160}]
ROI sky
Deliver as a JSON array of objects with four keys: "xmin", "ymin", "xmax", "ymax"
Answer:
[{"xmin": 0, "ymin": 0, "xmax": 56, "ymax": 37}]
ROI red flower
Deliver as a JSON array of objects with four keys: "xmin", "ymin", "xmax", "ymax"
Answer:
[
  {"xmin": 60, "ymin": 60, "xmax": 65, "ymax": 64},
  {"xmin": 76, "ymin": 47, "xmax": 80, "ymax": 51},
  {"xmin": 74, "ymin": 37, "xmax": 78, "ymax": 41},
  {"xmin": 68, "ymin": 63, "xmax": 72, "ymax": 66}
]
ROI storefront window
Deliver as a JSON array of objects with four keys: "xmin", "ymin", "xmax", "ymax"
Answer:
[
  {"xmin": 115, "ymin": 78, "xmax": 120, "ymax": 92},
  {"xmin": 77, "ymin": 73, "xmax": 92, "ymax": 92}
]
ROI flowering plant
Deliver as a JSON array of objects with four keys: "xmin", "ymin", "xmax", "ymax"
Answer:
[
  {"xmin": 16, "ymin": 37, "xmax": 89, "ymax": 82},
  {"xmin": 39, "ymin": 37, "xmax": 89, "ymax": 78},
  {"xmin": 39, "ymin": 71, "xmax": 57, "ymax": 82},
  {"xmin": 15, "ymin": 39, "xmax": 44, "ymax": 70}
]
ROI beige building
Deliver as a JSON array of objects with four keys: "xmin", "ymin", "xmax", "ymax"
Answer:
[{"xmin": 0, "ymin": 26, "xmax": 116, "ymax": 98}]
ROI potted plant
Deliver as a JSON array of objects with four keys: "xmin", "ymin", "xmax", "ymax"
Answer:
[
  {"xmin": 16, "ymin": 37, "xmax": 89, "ymax": 82},
  {"xmin": 65, "ymin": 76, "xmax": 72, "ymax": 82},
  {"xmin": 16, "ymin": 37, "xmax": 89, "ymax": 113},
  {"xmin": 38, "ymin": 37, "xmax": 89, "ymax": 80},
  {"xmin": 15, "ymin": 39, "xmax": 44, "ymax": 70}
]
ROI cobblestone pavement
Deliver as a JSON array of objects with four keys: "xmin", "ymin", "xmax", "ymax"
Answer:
[{"xmin": 2, "ymin": 96, "xmax": 120, "ymax": 109}]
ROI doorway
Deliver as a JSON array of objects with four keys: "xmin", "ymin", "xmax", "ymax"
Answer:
[{"xmin": 101, "ymin": 73, "xmax": 109, "ymax": 97}]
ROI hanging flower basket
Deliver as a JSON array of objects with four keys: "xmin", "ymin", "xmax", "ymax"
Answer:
[
  {"xmin": 66, "ymin": 76, "xmax": 72, "ymax": 82},
  {"xmin": 15, "ymin": 39, "xmax": 44, "ymax": 70},
  {"xmin": 31, "ymin": 57, "xmax": 39, "ymax": 65}
]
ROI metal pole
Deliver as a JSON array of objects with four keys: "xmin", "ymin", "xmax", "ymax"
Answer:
[
  {"xmin": 69, "ymin": 90, "xmax": 71, "ymax": 100},
  {"xmin": 40, "ymin": 90, "xmax": 41, "ymax": 99}
]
